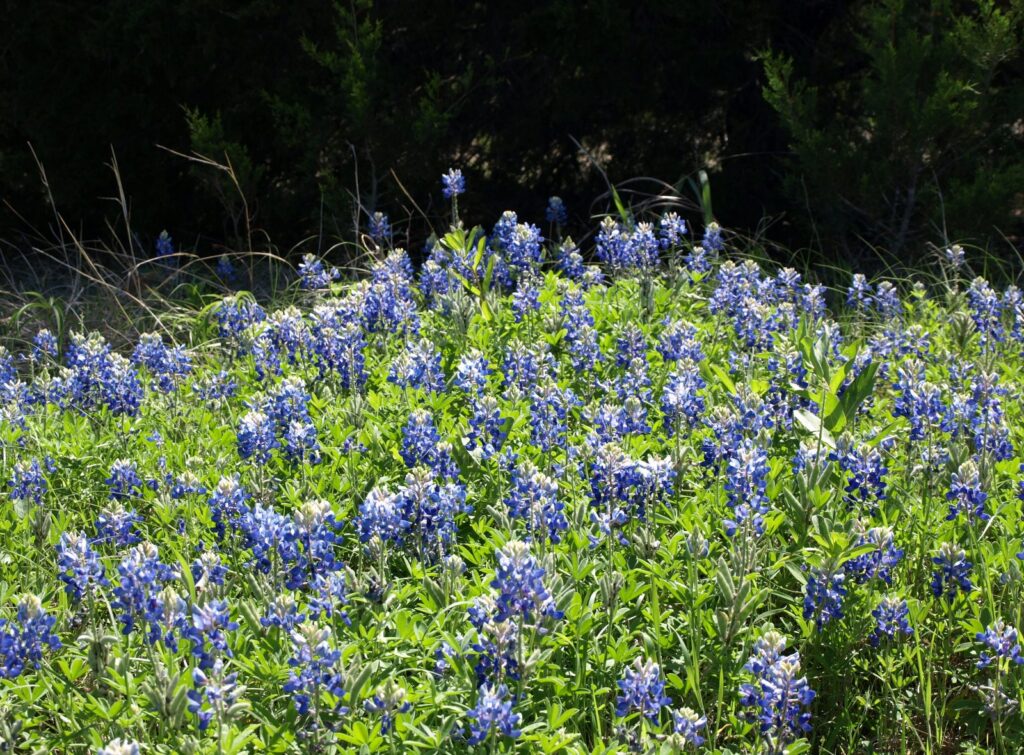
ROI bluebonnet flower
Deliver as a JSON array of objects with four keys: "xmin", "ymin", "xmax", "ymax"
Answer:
[
  {"xmin": 454, "ymin": 350, "xmax": 491, "ymax": 395},
  {"xmin": 512, "ymin": 273, "xmax": 541, "ymax": 321},
  {"xmin": 595, "ymin": 218, "xmax": 660, "ymax": 273},
  {"xmin": 95, "ymin": 503, "xmax": 142, "ymax": 546},
  {"xmin": 492, "ymin": 211, "xmax": 544, "ymax": 276},
  {"xmin": 96, "ymin": 739, "xmax": 140, "ymax": 755},
  {"xmin": 684, "ymin": 245, "xmax": 712, "ymax": 274},
  {"xmin": 31, "ymin": 329, "xmax": 58, "ymax": 361},
  {"xmin": 56, "ymin": 532, "xmax": 108, "ymax": 602},
  {"xmin": 185, "ymin": 599, "xmax": 238, "ymax": 669},
  {"xmin": 111, "ymin": 542, "xmax": 179, "ymax": 643},
  {"xmin": 357, "ymin": 486, "xmax": 410, "ymax": 546},
  {"xmin": 8, "ymin": 458, "xmax": 47, "ymax": 508},
  {"xmin": 723, "ymin": 439, "xmax": 771, "ymax": 538},
  {"xmin": 670, "ymin": 707, "xmax": 707, "ymax": 747},
  {"xmin": 191, "ymin": 550, "xmax": 228, "ymax": 594},
  {"xmin": 615, "ymin": 658, "xmax": 671, "ymax": 721},
  {"xmin": 364, "ymin": 680, "xmax": 412, "ymax": 734},
  {"xmin": 502, "ymin": 342, "xmax": 554, "ymax": 394},
  {"xmin": 658, "ymin": 319, "xmax": 704, "ymax": 363},
  {"xmin": 105, "ymin": 459, "xmax": 146, "ymax": 500},
  {"xmin": 397, "ymin": 469, "xmax": 469, "ymax": 560},
  {"xmin": 207, "ymin": 475, "xmax": 250, "ymax": 540},
  {"xmin": 870, "ymin": 596, "xmax": 913, "ymax": 646},
  {"xmin": 261, "ymin": 594, "xmax": 306, "ymax": 631},
  {"xmin": 505, "ymin": 461, "xmax": 566, "ymax": 543},
  {"xmin": 169, "ymin": 472, "xmax": 206, "ymax": 500},
  {"xmin": 832, "ymin": 439, "xmax": 887, "ymax": 512},
  {"xmin": 465, "ymin": 396, "xmax": 507, "ymax": 462},
  {"xmin": 213, "ymin": 295, "xmax": 265, "ymax": 348},
  {"xmin": 739, "ymin": 631, "xmax": 815, "ymax": 751},
  {"xmin": 892, "ymin": 362, "xmax": 950, "ymax": 441},
  {"xmin": 946, "ymin": 461, "xmax": 988, "ymax": 522},
  {"xmin": 701, "ymin": 222, "xmax": 724, "ymax": 252},
  {"xmin": 467, "ymin": 595, "xmax": 521, "ymax": 684},
  {"xmin": 368, "ymin": 211, "xmax": 392, "ymax": 242},
  {"xmin": 466, "ymin": 683, "xmax": 521, "ymax": 745},
  {"xmin": 308, "ymin": 572, "xmax": 350, "ymax": 624},
  {"xmin": 187, "ymin": 657, "xmax": 241, "ymax": 731},
  {"xmin": 847, "ymin": 526, "xmax": 903, "ymax": 585},
  {"xmin": 237, "ymin": 409, "xmax": 279, "ymax": 464},
  {"xmin": 192, "ymin": 369, "xmax": 238, "ymax": 405},
  {"xmin": 285, "ymin": 499, "xmax": 345, "ymax": 589},
  {"xmin": 944, "ymin": 244, "xmax": 965, "ymax": 267},
  {"xmin": 238, "ymin": 504, "xmax": 296, "ymax": 575},
  {"xmin": 401, "ymin": 409, "xmax": 458, "ymax": 478},
  {"xmin": 976, "ymin": 621, "xmax": 1024, "ymax": 669},
  {"xmin": 546, "ymin": 196, "xmax": 568, "ymax": 226},
  {"xmin": 441, "ymin": 168, "xmax": 466, "ymax": 198},
  {"xmin": 874, "ymin": 282, "xmax": 901, "ymax": 318},
  {"xmin": 155, "ymin": 230, "xmax": 174, "ymax": 258},
  {"xmin": 658, "ymin": 212, "xmax": 688, "ymax": 248},
  {"xmin": 847, "ymin": 274, "xmax": 873, "ymax": 309},
  {"xmin": 131, "ymin": 333, "xmax": 192, "ymax": 392},
  {"xmin": 298, "ymin": 253, "xmax": 340, "ymax": 290},
  {"xmin": 967, "ymin": 277, "xmax": 1005, "ymax": 347},
  {"xmin": 215, "ymin": 255, "xmax": 236, "ymax": 283},
  {"xmin": 662, "ymin": 359, "xmax": 706, "ymax": 433},
  {"xmin": 803, "ymin": 567, "xmax": 847, "ymax": 630},
  {"xmin": 930, "ymin": 542, "xmax": 973, "ymax": 601},
  {"xmin": 491, "ymin": 541, "xmax": 562, "ymax": 624},
  {"xmin": 284, "ymin": 621, "xmax": 347, "ymax": 718},
  {"xmin": 529, "ymin": 380, "xmax": 577, "ymax": 452},
  {"xmin": 556, "ymin": 240, "xmax": 586, "ymax": 281},
  {"xmin": 0, "ymin": 595, "xmax": 61, "ymax": 679},
  {"xmin": 560, "ymin": 286, "xmax": 601, "ymax": 371},
  {"xmin": 389, "ymin": 339, "xmax": 445, "ymax": 393},
  {"xmin": 307, "ymin": 306, "xmax": 367, "ymax": 390}
]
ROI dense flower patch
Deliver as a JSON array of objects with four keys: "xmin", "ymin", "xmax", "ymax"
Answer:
[{"xmin": 2, "ymin": 178, "xmax": 1024, "ymax": 753}]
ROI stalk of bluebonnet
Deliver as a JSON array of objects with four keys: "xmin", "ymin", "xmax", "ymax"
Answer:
[
  {"xmin": 212, "ymin": 295, "xmax": 265, "ymax": 353},
  {"xmin": 529, "ymin": 379, "xmax": 577, "ymax": 453},
  {"xmin": 397, "ymin": 468, "xmax": 470, "ymax": 562},
  {"xmin": 662, "ymin": 359, "xmax": 707, "ymax": 434},
  {"xmin": 207, "ymin": 475, "xmax": 250, "ymax": 541},
  {"xmin": 512, "ymin": 272, "xmax": 542, "ymax": 322},
  {"xmin": 803, "ymin": 565, "xmax": 847, "ymax": 631},
  {"xmin": 131, "ymin": 333, "xmax": 192, "ymax": 393},
  {"xmin": 722, "ymin": 439, "xmax": 771, "ymax": 538},
  {"xmin": 368, "ymin": 211, "xmax": 392, "ymax": 244},
  {"xmin": 975, "ymin": 620, "xmax": 1024, "ymax": 728},
  {"xmin": 298, "ymin": 253, "xmax": 340, "ymax": 290},
  {"xmin": 847, "ymin": 525, "xmax": 903, "ymax": 585},
  {"xmin": 96, "ymin": 739, "xmax": 141, "ymax": 755},
  {"xmin": 215, "ymin": 255, "xmax": 236, "ymax": 284},
  {"xmin": 831, "ymin": 437, "xmax": 888, "ymax": 513},
  {"xmin": 669, "ymin": 707, "xmax": 707, "ymax": 748},
  {"xmin": 184, "ymin": 599, "xmax": 238, "ymax": 669},
  {"xmin": 441, "ymin": 168, "xmax": 465, "ymax": 223},
  {"xmin": 454, "ymin": 349, "xmax": 492, "ymax": 395},
  {"xmin": 388, "ymin": 338, "xmax": 445, "ymax": 393},
  {"xmin": 236, "ymin": 409, "xmax": 278, "ymax": 465},
  {"xmin": 0, "ymin": 595, "xmax": 61, "ymax": 679},
  {"xmin": 8, "ymin": 457, "xmax": 48, "ymax": 509},
  {"xmin": 286, "ymin": 498, "xmax": 345, "ymax": 589},
  {"xmin": 616, "ymin": 658, "xmax": 671, "ymax": 729},
  {"xmin": 738, "ymin": 630, "xmax": 815, "ymax": 754},
  {"xmin": 945, "ymin": 460, "xmax": 988, "ymax": 522},
  {"xmin": 930, "ymin": 542, "xmax": 974, "ymax": 601},
  {"xmin": 105, "ymin": 458, "xmax": 149, "ymax": 500},
  {"xmin": 505, "ymin": 460, "xmax": 566, "ymax": 546},
  {"xmin": 96, "ymin": 503, "xmax": 142, "ymax": 547},
  {"xmin": 492, "ymin": 541, "xmax": 562, "ymax": 629},
  {"xmin": 188, "ymin": 656, "xmax": 245, "ymax": 752},
  {"xmin": 56, "ymin": 532, "xmax": 109, "ymax": 603},
  {"xmin": 559, "ymin": 284, "xmax": 601, "ymax": 372},
  {"xmin": 870, "ymin": 596, "xmax": 913, "ymax": 646},
  {"xmin": 702, "ymin": 222, "xmax": 724, "ymax": 252},
  {"xmin": 546, "ymin": 196, "xmax": 567, "ymax": 227},
  {"xmin": 284, "ymin": 621, "xmax": 347, "ymax": 743},
  {"xmin": 464, "ymin": 396, "xmax": 507, "ymax": 462},
  {"xmin": 966, "ymin": 277, "xmax": 1005, "ymax": 349},
  {"xmin": 465, "ymin": 683, "xmax": 522, "ymax": 745},
  {"xmin": 111, "ymin": 542, "xmax": 180, "ymax": 644},
  {"xmin": 401, "ymin": 409, "xmax": 458, "ymax": 478},
  {"xmin": 364, "ymin": 679, "xmax": 411, "ymax": 736},
  {"xmin": 468, "ymin": 594, "xmax": 522, "ymax": 685}
]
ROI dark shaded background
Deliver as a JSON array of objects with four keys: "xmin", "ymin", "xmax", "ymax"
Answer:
[{"xmin": 1, "ymin": 0, "xmax": 1021, "ymax": 271}]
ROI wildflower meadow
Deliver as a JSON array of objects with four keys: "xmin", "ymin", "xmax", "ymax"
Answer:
[{"xmin": 3, "ymin": 174, "xmax": 1024, "ymax": 754}]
